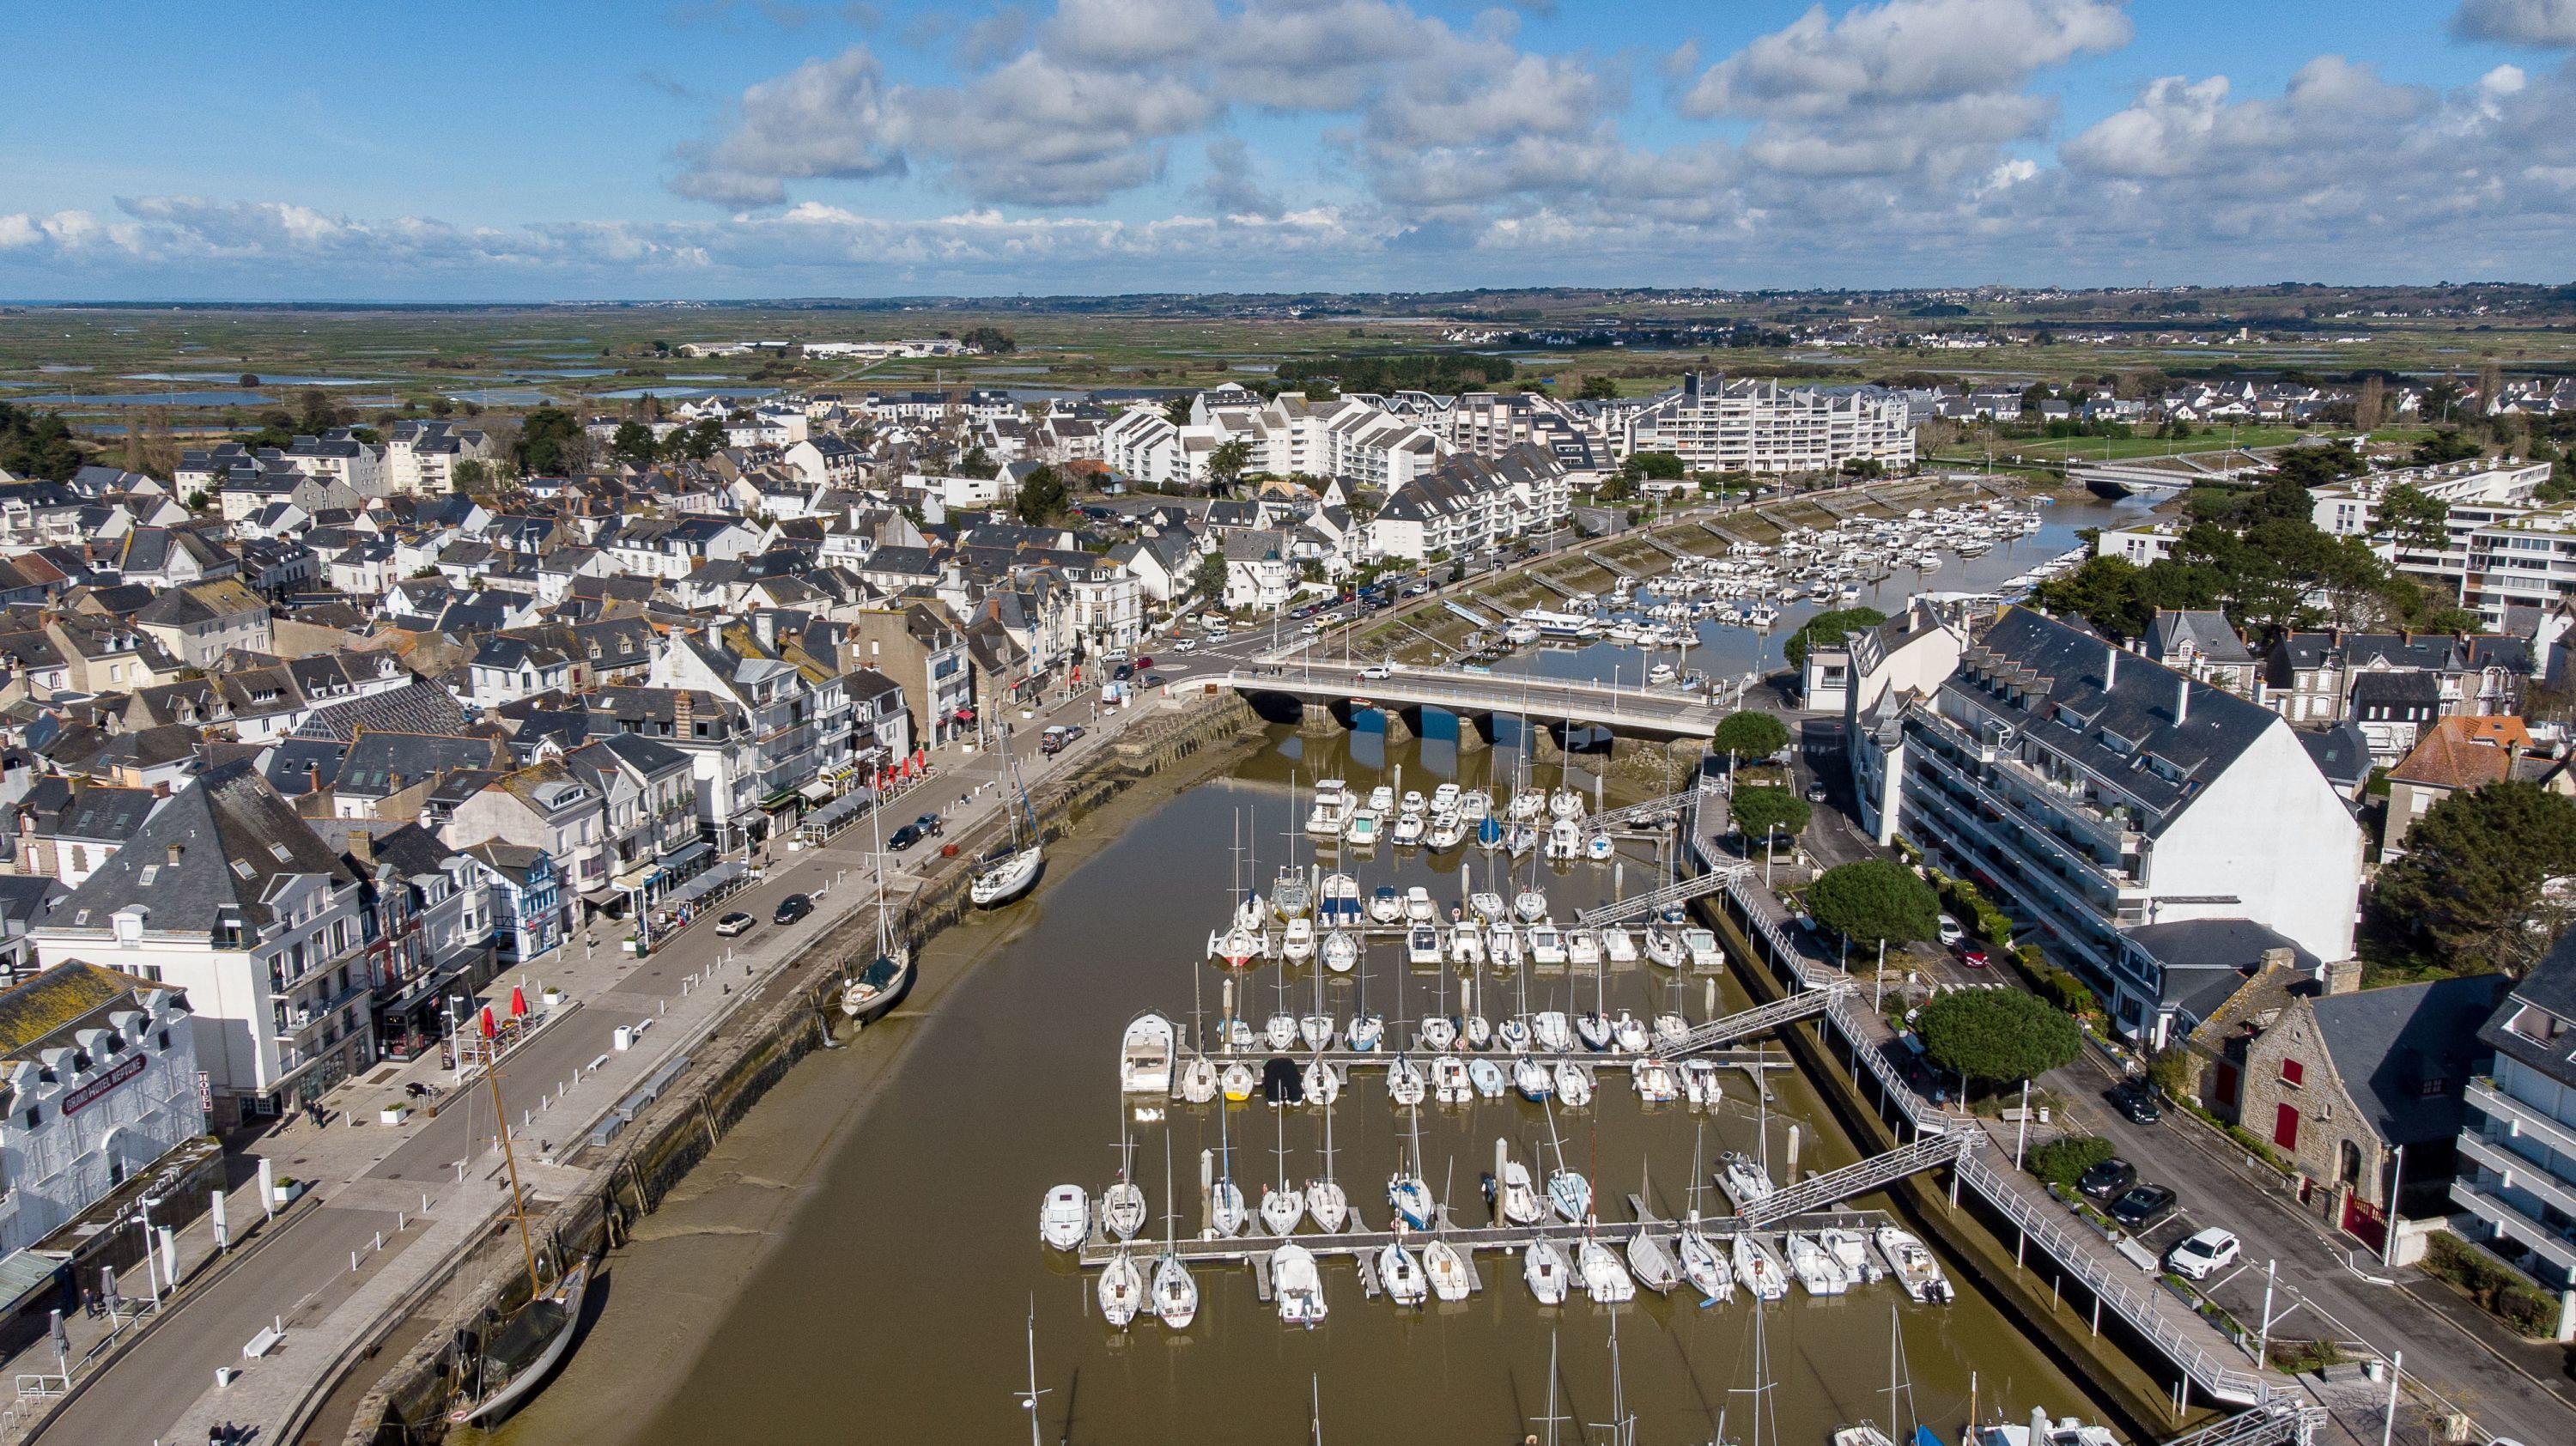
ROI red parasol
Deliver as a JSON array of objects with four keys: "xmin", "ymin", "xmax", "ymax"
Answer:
[
  {"xmin": 508, "ymin": 984, "xmax": 527, "ymax": 1019},
  {"xmin": 478, "ymin": 1005, "xmax": 496, "ymax": 1040}
]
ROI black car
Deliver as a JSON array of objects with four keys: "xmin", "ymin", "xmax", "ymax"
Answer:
[
  {"xmin": 1803, "ymin": 781, "xmax": 1829, "ymax": 803},
  {"xmin": 888, "ymin": 822, "xmax": 927, "ymax": 850},
  {"xmin": 2076, "ymin": 1157, "xmax": 2137, "ymax": 1201},
  {"xmin": 914, "ymin": 812, "xmax": 942, "ymax": 836},
  {"xmin": 2107, "ymin": 1183, "xmax": 2178, "ymax": 1230},
  {"xmin": 774, "ymin": 893, "xmax": 813, "ymax": 926},
  {"xmin": 2111, "ymin": 1081, "xmax": 2164, "ymax": 1125},
  {"xmin": 1112, "ymin": 662, "xmax": 1134, "ymax": 682}
]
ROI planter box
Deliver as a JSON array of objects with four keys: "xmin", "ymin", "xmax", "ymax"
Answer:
[{"xmin": 379, "ymin": 1103, "xmax": 410, "ymax": 1126}]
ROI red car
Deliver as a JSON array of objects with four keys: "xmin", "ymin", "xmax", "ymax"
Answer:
[
  {"xmin": 1131, "ymin": 655, "xmax": 1154, "ymax": 671},
  {"xmin": 1959, "ymin": 946, "xmax": 1990, "ymax": 969}
]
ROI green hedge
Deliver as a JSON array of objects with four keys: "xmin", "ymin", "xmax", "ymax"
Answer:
[
  {"xmin": 1935, "ymin": 875, "xmax": 2015, "ymax": 947},
  {"xmin": 2028, "ymin": 1135, "xmax": 2115, "ymax": 1191},
  {"xmin": 2424, "ymin": 1232, "xmax": 2562, "ymax": 1337}
]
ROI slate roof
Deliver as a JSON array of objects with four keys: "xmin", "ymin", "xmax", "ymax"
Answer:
[
  {"xmin": 44, "ymin": 758, "xmax": 352, "ymax": 939},
  {"xmin": 2296, "ymin": 722, "xmax": 2373, "ymax": 793},
  {"xmin": 2148, "ymin": 609, "xmax": 2254, "ymax": 665},
  {"xmin": 291, "ymin": 680, "xmax": 468, "ymax": 744},
  {"xmin": 2128, "ymin": 917, "xmax": 2320, "ymax": 1014},
  {"xmin": 2310, "ymin": 974, "xmax": 2511, "ymax": 1146},
  {"xmin": 2487, "ymin": 930, "xmax": 2576, "ymax": 1087},
  {"xmin": 337, "ymin": 731, "xmax": 509, "ymax": 798}
]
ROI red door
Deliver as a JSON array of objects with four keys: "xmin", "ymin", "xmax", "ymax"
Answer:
[
  {"xmin": 2215, "ymin": 1061, "xmax": 2240, "ymax": 1109},
  {"xmin": 2273, "ymin": 1103, "xmax": 2300, "ymax": 1151}
]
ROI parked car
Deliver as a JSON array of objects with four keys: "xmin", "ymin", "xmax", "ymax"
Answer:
[
  {"xmin": 714, "ymin": 911, "xmax": 756, "ymax": 938},
  {"xmin": 1139, "ymin": 673, "xmax": 1163, "ymax": 687},
  {"xmin": 889, "ymin": 823, "xmax": 927, "ymax": 850},
  {"xmin": 1040, "ymin": 726, "xmax": 1072, "ymax": 756},
  {"xmin": 2166, "ymin": 1227, "xmax": 2241, "ymax": 1280},
  {"xmin": 773, "ymin": 893, "xmax": 813, "ymax": 926},
  {"xmin": 2076, "ymin": 1157, "xmax": 2137, "ymax": 1201},
  {"xmin": 1959, "ymin": 946, "xmax": 1990, "ymax": 969},
  {"xmin": 2107, "ymin": 1183, "xmax": 2178, "ymax": 1230},
  {"xmin": 2111, "ymin": 1081, "xmax": 2164, "ymax": 1125},
  {"xmin": 1804, "ymin": 781, "xmax": 1829, "ymax": 803},
  {"xmin": 1936, "ymin": 914, "xmax": 1965, "ymax": 947}
]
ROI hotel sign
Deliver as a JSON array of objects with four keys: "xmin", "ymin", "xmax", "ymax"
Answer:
[{"xmin": 64, "ymin": 1054, "xmax": 146, "ymax": 1115}]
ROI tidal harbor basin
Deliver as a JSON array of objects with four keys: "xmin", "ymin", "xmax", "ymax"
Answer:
[{"xmin": 483, "ymin": 721, "xmax": 2309, "ymax": 1446}]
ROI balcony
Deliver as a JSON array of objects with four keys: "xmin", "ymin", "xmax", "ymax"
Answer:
[
  {"xmin": 2451, "ymin": 1172, "xmax": 2576, "ymax": 1279},
  {"xmin": 2460, "ymin": 1129, "xmax": 2576, "ymax": 1226},
  {"xmin": 2468, "ymin": 1077, "xmax": 2576, "ymax": 1165},
  {"xmin": 1910, "ymin": 743, "xmax": 2135, "ymax": 896}
]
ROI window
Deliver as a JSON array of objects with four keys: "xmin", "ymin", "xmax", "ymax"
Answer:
[
  {"xmin": 2281, "ymin": 1058, "xmax": 2304, "ymax": 1087},
  {"xmin": 2273, "ymin": 1103, "xmax": 2300, "ymax": 1151}
]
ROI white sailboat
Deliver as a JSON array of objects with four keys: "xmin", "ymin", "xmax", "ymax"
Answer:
[
  {"xmin": 1785, "ymin": 1231, "xmax": 1852, "ymax": 1296},
  {"xmin": 1513, "ymin": 1055, "xmax": 1554, "ymax": 1102},
  {"xmin": 1717, "ymin": 1151, "xmax": 1775, "ymax": 1212},
  {"xmin": 1553, "ymin": 1059, "xmax": 1594, "ymax": 1107},
  {"xmin": 1103, "ymin": 1115, "xmax": 1147, "ymax": 1242},
  {"xmin": 1387, "ymin": 1103, "xmax": 1434, "ymax": 1230},
  {"xmin": 1544, "ymin": 1104, "xmax": 1590, "ymax": 1223},
  {"xmin": 1321, "ymin": 929, "xmax": 1358, "ymax": 974},
  {"xmin": 1211, "ymin": 1107, "xmax": 1249, "ymax": 1237},
  {"xmin": 970, "ymin": 725, "xmax": 1044, "ymax": 907},
  {"xmin": 1307, "ymin": 1100, "xmax": 1350, "ymax": 1233},
  {"xmin": 1523, "ymin": 1233, "xmax": 1572, "ymax": 1305},
  {"xmin": 1152, "ymin": 1146, "xmax": 1198, "ymax": 1329},
  {"xmin": 1577, "ymin": 1236, "xmax": 1636, "ymax": 1303},
  {"xmin": 1732, "ymin": 1232, "xmax": 1789, "ymax": 1301},
  {"xmin": 1097, "ymin": 1249, "xmax": 1145, "ymax": 1328},
  {"xmin": 1261, "ymin": 1108, "xmax": 1305, "ymax": 1235}
]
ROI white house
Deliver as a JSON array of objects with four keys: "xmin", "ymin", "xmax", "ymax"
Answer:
[{"xmin": 0, "ymin": 963, "xmax": 204, "ymax": 1257}]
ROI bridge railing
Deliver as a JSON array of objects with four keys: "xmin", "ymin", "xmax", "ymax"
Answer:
[{"xmin": 1741, "ymin": 1132, "xmax": 1965, "ymax": 1228}]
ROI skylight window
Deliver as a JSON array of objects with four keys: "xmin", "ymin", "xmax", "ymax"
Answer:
[
  {"xmin": 232, "ymin": 860, "xmax": 256, "ymax": 879},
  {"xmin": 270, "ymin": 843, "xmax": 294, "ymax": 863},
  {"xmin": 137, "ymin": 865, "xmax": 158, "ymax": 886}
]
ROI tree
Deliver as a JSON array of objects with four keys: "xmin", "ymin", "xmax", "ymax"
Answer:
[
  {"xmin": 513, "ymin": 406, "xmax": 586, "ymax": 476},
  {"xmin": 1916, "ymin": 988, "xmax": 2082, "ymax": 1089},
  {"xmin": 2372, "ymin": 781, "xmax": 2576, "ymax": 974},
  {"xmin": 1206, "ymin": 439, "xmax": 1253, "ymax": 495},
  {"xmin": 1012, "ymin": 463, "xmax": 1069, "ymax": 526},
  {"xmin": 1710, "ymin": 710, "xmax": 1789, "ymax": 762},
  {"xmin": 0, "ymin": 404, "xmax": 82, "ymax": 480},
  {"xmin": 1163, "ymin": 396, "xmax": 1194, "ymax": 426},
  {"xmin": 1805, "ymin": 860, "xmax": 1939, "ymax": 947},
  {"xmin": 1626, "ymin": 450, "xmax": 1686, "ymax": 481},
  {"xmin": 1579, "ymin": 375, "xmax": 1620, "ymax": 400},
  {"xmin": 2378, "ymin": 483, "xmax": 2450, "ymax": 553},
  {"xmin": 450, "ymin": 458, "xmax": 490, "ymax": 493},
  {"xmin": 1189, "ymin": 552, "xmax": 1230, "ymax": 600},
  {"xmin": 2413, "ymin": 427, "xmax": 2482, "ymax": 466},
  {"xmin": 2028, "ymin": 1135, "xmax": 2116, "ymax": 1191},
  {"xmin": 959, "ymin": 325, "xmax": 1016, "ymax": 355},
  {"xmin": 1729, "ymin": 786, "xmax": 1810, "ymax": 851},
  {"xmin": 609, "ymin": 420, "xmax": 660, "ymax": 468},
  {"xmin": 956, "ymin": 445, "xmax": 997, "ymax": 480},
  {"xmin": 1783, "ymin": 605, "xmax": 1886, "ymax": 670},
  {"xmin": 668, "ymin": 417, "xmax": 724, "ymax": 460},
  {"xmin": 2267, "ymin": 441, "xmax": 2364, "ymax": 489}
]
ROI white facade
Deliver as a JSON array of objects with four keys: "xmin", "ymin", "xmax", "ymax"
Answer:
[
  {"xmin": 0, "ymin": 972, "xmax": 204, "ymax": 1256},
  {"xmin": 1627, "ymin": 374, "xmax": 1914, "ymax": 476}
]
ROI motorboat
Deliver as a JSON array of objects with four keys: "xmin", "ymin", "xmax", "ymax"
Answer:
[
  {"xmin": 1120, "ymin": 1013, "xmax": 1176, "ymax": 1095},
  {"xmin": 1642, "ymin": 926, "xmax": 1684, "ymax": 968},
  {"xmin": 1468, "ymin": 890, "xmax": 1507, "ymax": 922},
  {"xmin": 1221, "ymin": 1060, "xmax": 1259, "ymax": 1103},
  {"xmin": 1680, "ymin": 1058, "xmax": 1720, "ymax": 1108},
  {"xmin": 1388, "ymin": 1055, "xmax": 1427, "ymax": 1106},
  {"xmin": 1547, "ymin": 1165, "xmax": 1593, "ymax": 1224},
  {"xmin": 1513, "ymin": 886, "xmax": 1549, "ymax": 923},
  {"xmin": 1486, "ymin": 921, "xmax": 1522, "ymax": 972},
  {"xmin": 1378, "ymin": 1241, "xmax": 1430, "ymax": 1307},
  {"xmin": 1398, "ymin": 788, "xmax": 1425, "ymax": 817},
  {"xmin": 1733, "ymin": 1232, "xmax": 1790, "ymax": 1301},
  {"xmin": 1467, "ymin": 1057, "xmax": 1506, "ymax": 1097},
  {"xmin": 1716, "ymin": 1152, "xmax": 1774, "ymax": 1211},
  {"xmin": 1094, "ymin": 1251, "xmax": 1145, "ymax": 1330},
  {"xmin": 1821, "ymin": 1226, "xmax": 1883, "ymax": 1284},
  {"xmin": 1346, "ymin": 810, "xmax": 1381, "ymax": 848},
  {"xmin": 1461, "ymin": 789, "xmax": 1491, "ymax": 822},
  {"xmin": 1612, "ymin": 1012, "xmax": 1650, "ymax": 1054},
  {"xmin": 1418, "ymin": 1014, "xmax": 1458, "ymax": 1052},
  {"xmin": 1653, "ymin": 1012, "xmax": 1691, "ymax": 1050},
  {"xmin": 1281, "ymin": 916, "xmax": 1315, "ymax": 963},
  {"xmin": 1272, "ymin": 1243, "xmax": 1327, "ymax": 1328},
  {"xmin": 1265, "ymin": 1013, "xmax": 1297, "ymax": 1052},
  {"xmin": 1425, "ymin": 1239, "xmax": 1473, "ymax": 1303},
  {"xmin": 1368, "ymin": 884, "xmax": 1404, "ymax": 925},
  {"xmin": 1543, "ymin": 818, "xmax": 1582, "ymax": 861},
  {"xmin": 1299, "ymin": 1013, "xmax": 1336, "ymax": 1051},
  {"xmin": 1427, "ymin": 814, "xmax": 1466, "ymax": 851},
  {"xmin": 1683, "ymin": 928, "xmax": 1723, "ymax": 970},
  {"xmin": 1523, "ymin": 1235, "xmax": 1572, "ymax": 1304},
  {"xmin": 1876, "ymin": 1226, "xmax": 1954, "ymax": 1303},
  {"xmin": 1453, "ymin": 917, "xmax": 1494, "ymax": 963},
  {"xmin": 1261, "ymin": 1057, "xmax": 1307, "ymax": 1107},
  {"xmin": 1180, "ymin": 1054, "xmax": 1219, "ymax": 1104},
  {"xmin": 1368, "ymin": 784, "xmax": 1395, "ymax": 813},
  {"xmin": 1152, "ymin": 1250, "xmax": 1198, "ymax": 1329},
  {"xmin": 1040, "ymin": 1185, "xmax": 1091, "ymax": 1250},
  {"xmin": 1631, "ymin": 1056, "xmax": 1680, "ymax": 1103},
  {"xmin": 1406, "ymin": 925, "xmax": 1444, "ymax": 967},
  {"xmin": 1272, "ymin": 866, "xmax": 1312, "ymax": 920},
  {"xmin": 1968, "ymin": 1413, "xmax": 2122, "ymax": 1446},
  {"xmin": 1303, "ymin": 1059, "xmax": 1340, "ymax": 1105},
  {"xmin": 1564, "ymin": 928, "xmax": 1599, "ymax": 970},
  {"xmin": 1404, "ymin": 885, "xmax": 1437, "ymax": 923},
  {"xmin": 1431, "ymin": 1054, "xmax": 1472, "ymax": 1103},
  {"xmin": 1531, "ymin": 1011, "xmax": 1574, "ymax": 1054},
  {"xmin": 1306, "ymin": 781, "xmax": 1352, "ymax": 837},
  {"xmin": 1391, "ymin": 811, "xmax": 1426, "ymax": 846},
  {"xmin": 1786, "ymin": 1232, "xmax": 1852, "ymax": 1296},
  {"xmin": 1552, "ymin": 1060, "xmax": 1594, "ymax": 1107},
  {"xmin": 1323, "ymin": 872, "xmax": 1362, "ymax": 925},
  {"xmin": 1387, "ymin": 1170, "xmax": 1435, "ymax": 1231},
  {"xmin": 1678, "ymin": 1218, "xmax": 1733, "ymax": 1301},
  {"xmin": 1504, "ymin": 824, "xmax": 1539, "ymax": 859},
  {"xmin": 1321, "ymin": 930, "xmax": 1358, "ymax": 975},
  {"xmin": 1578, "ymin": 1237, "xmax": 1636, "ymax": 1303},
  {"xmin": 1549, "ymin": 787, "xmax": 1583, "ymax": 821},
  {"xmin": 1261, "ymin": 1182, "xmax": 1305, "ymax": 1236},
  {"xmin": 1512, "ymin": 1055, "xmax": 1554, "ymax": 1101},
  {"xmin": 1431, "ymin": 782, "xmax": 1461, "ymax": 814},
  {"xmin": 1494, "ymin": 1147, "xmax": 1546, "ymax": 1224},
  {"xmin": 1347, "ymin": 1013, "xmax": 1385, "ymax": 1052},
  {"xmin": 1527, "ymin": 924, "xmax": 1567, "ymax": 966},
  {"xmin": 1583, "ymin": 829, "xmax": 1614, "ymax": 862}
]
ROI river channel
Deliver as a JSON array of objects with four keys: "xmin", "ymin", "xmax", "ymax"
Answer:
[{"xmin": 503, "ymin": 722, "xmax": 2117, "ymax": 1446}]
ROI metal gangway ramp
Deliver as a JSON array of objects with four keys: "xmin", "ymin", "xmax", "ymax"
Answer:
[
  {"xmin": 1443, "ymin": 599, "xmax": 1495, "ymax": 628},
  {"xmin": 2159, "ymin": 1402, "xmax": 2323, "ymax": 1446},
  {"xmin": 1585, "ymin": 550, "xmax": 1641, "ymax": 580},
  {"xmin": 1652, "ymin": 982, "xmax": 1844, "ymax": 1060},
  {"xmin": 1739, "ymin": 1131, "xmax": 1965, "ymax": 1228},
  {"xmin": 1584, "ymin": 788, "xmax": 1700, "ymax": 835},
  {"xmin": 1576, "ymin": 861, "xmax": 1752, "ymax": 927}
]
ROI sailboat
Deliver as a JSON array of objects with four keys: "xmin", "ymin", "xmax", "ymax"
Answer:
[
  {"xmin": 1387, "ymin": 1103, "xmax": 1434, "ymax": 1230},
  {"xmin": 1102, "ymin": 1111, "xmax": 1147, "ymax": 1241},
  {"xmin": 1493, "ymin": 1137, "xmax": 1545, "ymax": 1224},
  {"xmin": 1543, "ymin": 1103, "xmax": 1590, "ymax": 1223},
  {"xmin": 1624, "ymin": 1158, "xmax": 1682, "ymax": 1294},
  {"xmin": 1307, "ymin": 1098, "xmax": 1351, "ymax": 1232},
  {"xmin": 1523, "ymin": 1233, "xmax": 1572, "ymax": 1304},
  {"xmin": 445, "ymin": 1033, "xmax": 595, "ymax": 1427},
  {"xmin": 1151, "ymin": 1145, "xmax": 1198, "ymax": 1329},
  {"xmin": 841, "ymin": 803, "xmax": 914, "ymax": 1023},
  {"xmin": 1424, "ymin": 1159, "xmax": 1472, "ymax": 1303},
  {"xmin": 1377, "ymin": 1234, "xmax": 1430, "ymax": 1307},
  {"xmin": 970, "ymin": 724, "xmax": 1043, "ymax": 907},
  {"xmin": 1261, "ymin": 1104, "xmax": 1305, "ymax": 1236},
  {"xmin": 1097, "ymin": 1249, "xmax": 1145, "ymax": 1328},
  {"xmin": 1577, "ymin": 1233, "xmax": 1636, "ymax": 1303},
  {"xmin": 1210, "ymin": 1106, "xmax": 1249, "ymax": 1237},
  {"xmin": 1829, "ymin": 1306, "xmax": 1921, "ymax": 1446}
]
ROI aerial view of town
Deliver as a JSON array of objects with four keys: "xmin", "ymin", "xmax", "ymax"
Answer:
[{"xmin": 3, "ymin": 3, "xmax": 2575, "ymax": 1445}]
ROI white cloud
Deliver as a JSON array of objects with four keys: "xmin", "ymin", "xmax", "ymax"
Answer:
[
  {"xmin": 2451, "ymin": 0, "xmax": 2576, "ymax": 46},
  {"xmin": 1680, "ymin": 0, "xmax": 2131, "ymax": 118}
]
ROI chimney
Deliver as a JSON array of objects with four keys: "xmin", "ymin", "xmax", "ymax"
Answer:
[
  {"xmin": 166, "ymin": 842, "xmax": 183, "ymax": 867},
  {"xmin": 2318, "ymin": 957, "xmax": 2363, "ymax": 996},
  {"xmin": 674, "ymin": 690, "xmax": 694, "ymax": 727},
  {"xmin": 2174, "ymin": 674, "xmax": 2190, "ymax": 725},
  {"xmin": 754, "ymin": 611, "xmax": 777, "ymax": 651},
  {"xmin": 705, "ymin": 620, "xmax": 724, "ymax": 648},
  {"xmin": 2103, "ymin": 642, "xmax": 2117, "ymax": 690},
  {"xmin": 348, "ymin": 832, "xmax": 374, "ymax": 867}
]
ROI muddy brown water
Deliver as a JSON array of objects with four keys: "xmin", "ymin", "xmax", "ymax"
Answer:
[{"xmin": 500, "ymin": 729, "xmax": 2107, "ymax": 1446}]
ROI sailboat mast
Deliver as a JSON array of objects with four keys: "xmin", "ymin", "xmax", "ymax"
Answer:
[{"xmin": 486, "ymin": 1046, "xmax": 543, "ymax": 1297}]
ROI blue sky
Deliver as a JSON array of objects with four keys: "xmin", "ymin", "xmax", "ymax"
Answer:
[{"xmin": 3, "ymin": 0, "xmax": 2571, "ymax": 299}]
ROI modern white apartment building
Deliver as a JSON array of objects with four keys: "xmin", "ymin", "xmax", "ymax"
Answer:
[
  {"xmin": 1847, "ymin": 605, "xmax": 2363, "ymax": 1042},
  {"xmin": 2454, "ymin": 932, "xmax": 2576, "ymax": 1339},
  {"xmin": 1368, "ymin": 444, "xmax": 1571, "ymax": 562},
  {"xmin": 1627, "ymin": 374, "xmax": 1915, "ymax": 476}
]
